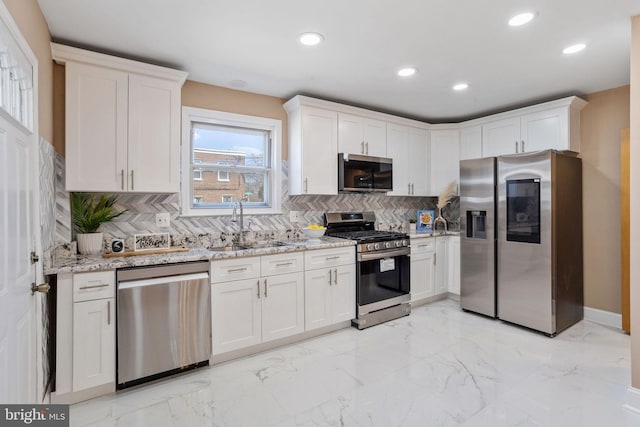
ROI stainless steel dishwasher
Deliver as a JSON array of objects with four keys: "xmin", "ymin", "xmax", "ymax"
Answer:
[{"xmin": 116, "ymin": 261, "xmax": 210, "ymax": 389}]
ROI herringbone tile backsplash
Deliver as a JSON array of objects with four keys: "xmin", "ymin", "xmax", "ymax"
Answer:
[{"xmin": 50, "ymin": 158, "xmax": 459, "ymax": 248}]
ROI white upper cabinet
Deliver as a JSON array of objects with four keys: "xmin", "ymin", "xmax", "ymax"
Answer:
[
  {"xmin": 284, "ymin": 101, "xmax": 338, "ymax": 195},
  {"xmin": 338, "ymin": 113, "xmax": 387, "ymax": 157},
  {"xmin": 429, "ymin": 129, "xmax": 460, "ymax": 196},
  {"xmin": 459, "ymin": 125, "xmax": 483, "ymax": 160},
  {"xmin": 52, "ymin": 43, "xmax": 187, "ymax": 193},
  {"xmin": 387, "ymin": 124, "xmax": 428, "ymax": 196},
  {"xmin": 480, "ymin": 97, "xmax": 586, "ymax": 157}
]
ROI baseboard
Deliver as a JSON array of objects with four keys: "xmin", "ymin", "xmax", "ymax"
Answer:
[
  {"xmin": 625, "ymin": 386, "xmax": 640, "ymax": 415},
  {"xmin": 583, "ymin": 306, "xmax": 622, "ymax": 329}
]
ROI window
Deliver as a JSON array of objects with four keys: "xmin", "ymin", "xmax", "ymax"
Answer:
[{"xmin": 181, "ymin": 107, "xmax": 282, "ymax": 216}]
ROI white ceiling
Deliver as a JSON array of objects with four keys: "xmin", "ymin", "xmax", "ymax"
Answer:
[{"xmin": 37, "ymin": 0, "xmax": 640, "ymax": 122}]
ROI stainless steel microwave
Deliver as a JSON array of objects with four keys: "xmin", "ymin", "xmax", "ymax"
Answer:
[{"xmin": 338, "ymin": 153, "xmax": 393, "ymax": 193}]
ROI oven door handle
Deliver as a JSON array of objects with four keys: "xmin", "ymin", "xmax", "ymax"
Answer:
[{"xmin": 358, "ymin": 247, "xmax": 410, "ymax": 261}]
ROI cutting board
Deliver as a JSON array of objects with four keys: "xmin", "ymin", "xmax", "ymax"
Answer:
[{"xmin": 102, "ymin": 247, "xmax": 189, "ymax": 258}]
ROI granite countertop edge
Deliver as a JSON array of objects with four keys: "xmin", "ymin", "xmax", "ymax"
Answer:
[
  {"xmin": 408, "ymin": 230, "xmax": 461, "ymax": 239},
  {"xmin": 45, "ymin": 237, "xmax": 356, "ymax": 275}
]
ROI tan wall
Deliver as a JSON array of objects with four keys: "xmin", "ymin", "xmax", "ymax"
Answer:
[
  {"xmin": 4, "ymin": 0, "xmax": 53, "ymax": 143},
  {"xmin": 581, "ymin": 85, "xmax": 630, "ymax": 313},
  {"xmin": 629, "ymin": 15, "xmax": 640, "ymax": 389},
  {"xmin": 182, "ymin": 81, "xmax": 288, "ymax": 159}
]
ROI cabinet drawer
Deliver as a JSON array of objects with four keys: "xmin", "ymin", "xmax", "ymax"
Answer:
[
  {"xmin": 304, "ymin": 247, "xmax": 355, "ymax": 270},
  {"xmin": 261, "ymin": 252, "xmax": 303, "ymax": 277},
  {"xmin": 411, "ymin": 238, "xmax": 435, "ymax": 254},
  {"xmin": 73, "ymin": 271, "xmax": 115, "ymax": 302},
  {"xmin": 211, "ymin": 257, "xmax": 261, "ymax": 283}
]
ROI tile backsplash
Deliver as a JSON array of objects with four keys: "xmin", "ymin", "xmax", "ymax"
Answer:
[{"xmin": 50, "ymin": 158, "xmax": 459, "ymax": 252}]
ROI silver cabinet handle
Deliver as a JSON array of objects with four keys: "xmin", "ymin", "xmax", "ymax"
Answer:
[
  {"xmin": 228, "ymin": 267, "xmax": 247, "ymax": 273},
  {"xmin": 434, "ymin": 253, "xmax": 437, "ymax": 265},
  {"xmin": 121, "ymin": 169, "xmax": 125, "ymax": 190},
  {"xmin": 361, "ymin": 141, "xmax": 365, "ymax": 154},
  {"xmin": 408, "ymin": 183, "xmax": 411, "ymax": 194},
  {"xmin": 328, "ymin": 270, "xmax": 332, "ymax": 286},
  {"xmin": 411, "ymin": 183, "xmax": 415, "ymax": 195},
  {"xmin": 521, "ymin": 140, "xmax": 525, "ymax": 152},
  {"xmin": 264, "ymin": 279, "xmax": 268, "ymax": 297},
  {"xmin": 304, "ymin": 178, "xmax": 308, "ymax": 194},
  {"xmin": 417, "ymin": 244, "xmax": 430, "ymax": 248},
  {"xmin": 333, "ymin": 268, "xmax": 338, "ymax": 285},
  {"xmin": 131, "ymin": 170, "xmax": 135, "ymax": 191},
  {"xmin": 107, "ymin": 300, "xmax": 111, "ymax": 325},
  {"xmin": 276, "ymin": 262, "xmax": 293, "ymax": 267},
  {"xmin": 325, "ymin": 256, "xmax": 340, "ymax": 260},
  {"xmin": 365, "ymin": 142, "xmax": 369, "ymax": 154},
  {"xmin": 515, "ymin": 141, "xmax": 519, "ymax": 153},
  {"xmin": 79, "ymin": 283, "xmax": 109, "ymax": 290},
  {"xmin": 257, "ymin": 280, "xmax": 261, "ymax": 299}
]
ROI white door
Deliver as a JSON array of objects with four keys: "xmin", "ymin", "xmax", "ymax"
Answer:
[
  {"xmin": 460, "ymin": 125, "xmax": 483, "ymax": 160},
  {"xmin": 304, "ymin": 269, "xmax": 333, "ymax": 331},
  {"xmin": 331, "ymin": 265, "xmax": 356, "ymax": 323},
  {"xmin": 261, "ymin": 272, "xmax": 304, "ymax": 342},
  {"xmin": 386, "ymin": 124, "xmax": 410, "ymax": 195},
  {"xmin": 408, "ymin": 127, "xmax": 429, "ymax": 196},
  {"xmin": 430, "ymin": 129, "xmax": 460, "ymax": 196},
  {"xmin": 434, "ymin": 237, "xmax": 449, "ymax": 295},
  {"xmin": 338, "ymin": 113, "xmax": 365, "ymax": 154},
  {"xmin": 301, "ymin": 107, "xmax": 338, "ymax": 195},
  {"xmin": 0, "ymin": 117, "xmax": 38, "ymax": 403},
  {"xmin": 520, "ymin": 108, "xmax": 565, "ymax": 153},
  {"xmin": 482, "ymin": 117, "xmax": 520, "ymax": 157},
  {"xmin": 410, "ymin": 252, "xmax": 436, "ymax": 302},
  {"xmin": 363, "ymin": 118, "xmax": 387, "ymax": 157}
]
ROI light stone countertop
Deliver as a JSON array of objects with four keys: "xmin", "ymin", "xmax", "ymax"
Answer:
[
  {"xmin": 407, "ymin": 230, "xmax": 461, "ymax": 240},
  {"xmin": 45, "ymin": 236, "xmax": 356, "ymax": 275}
]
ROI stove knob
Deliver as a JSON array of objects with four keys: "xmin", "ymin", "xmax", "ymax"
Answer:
[
  {"xmin": 395, "ymin": 241, "xmax": 401, "ymax": 248},
  {"xmin": 366, "ymin": 244, "xmax": 374, "ymax": 251},
  {"xmin": 374, "ymin": 243, "xmax": 380, "ymax": 250},
  {"xmin": 402, "ymin": 240, "xmax": 408, "ymax": 246},
  {"xmin": 385, "ymin": 242, "xmax": 392, "ymax": 249}
]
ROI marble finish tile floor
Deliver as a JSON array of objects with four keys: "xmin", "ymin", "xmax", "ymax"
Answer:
[{"xmin": 69, "ymin": 300, "xmax": 638, "ymax": 426}]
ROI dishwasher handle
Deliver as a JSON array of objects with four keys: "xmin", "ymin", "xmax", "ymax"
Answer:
[{"xmin": 118, "ymin": 272, "xmax": 209, "ymax": 290}]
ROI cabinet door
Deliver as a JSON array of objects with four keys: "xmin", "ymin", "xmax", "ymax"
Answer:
[
  {"xmin": 460, "ymin": 125, "xmax": 483, "ymax": 160},
  {"xmin": 520, "ymin": 108, "xmax": 566, "ymax": 153},
  {"xmin": 408, "ymin": 127, "xmax": 429, "ymax": 196},
  {"xmin": 434, "ymin": 237, "xmax": 449, "ymax": 295},
  {"xmin": 261, "ymin": 272, "xmax": 305, "ymax": 342},
  {"xmin": 482, "ymin": 117, "xmax": 520, "ymax": 157},
  {"xmin": 332, "ymin": 264, "xmax": 356, "ymax": 323},
  {"xmin": 410, "ymin": 251, "xmax": 435, "ymax": 302},
  {"xmin": 72, "ymin": 298, "xmax": 115, "ymax": 391},
  {"xmin": 128, "ymin": 74, "xmax": 181, "ymax": 192},
  {"xmin": 301, "ymin": 107, "xmax": 338, "ymax": 195},
  {"xmin": 363, "ymin": 118, "xmax": 387, "ymax": 157},
  {"xmin": 386, "ymin": 124, "xmax": 410, "ymax": 195},
  {"xmin": 211, "ymin": 279, "xmax": 261, "ymax": 355},
  {"xmin": 338, "ymin": 113, "xmax": 365, "ymax": 154},
  {"xmin": 304, "ymin": 268, "xmax": 333, "ymax": 331},
  {"xmin": 430, "ymin": 130, "xmax": 460, "ymax": 196},
  {"xmin": 65, "ymin": 62, "xmax": 128, "ymax": 192},
  {"xmin": 448, "ymin": 236, "xmax": 460, "ymax": 295}
]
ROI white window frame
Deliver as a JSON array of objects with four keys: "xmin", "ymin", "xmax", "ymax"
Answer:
[
  {"xmin": 181, "ymin": 106, "xmax": 282, "ymax": 216},
  {"xmin": 221, "ymin": 195, "xmax": 233, "ymax": 203},
  {"xmin": 217, "ymin": 170, "xmax": 230, "ymax": 182}
]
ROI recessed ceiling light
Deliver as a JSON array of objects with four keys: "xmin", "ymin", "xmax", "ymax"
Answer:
[
  {"xmin": 508, "ymin": 12, "xmax": 535, "ymax": 27},
  {"xmin": 562, "ymin": 43, "xmax": 586, "ymax": 54},
  {"xmin": 453, "ymin": 83, "xmax": 469, "ymax": 91},
  {"xmin": 397, "ymin": 67, "xmax": 417, "ymax": 77},
  {"xmin": 298, "ymin": 32, "xmax": 324, "ymax": 46}
]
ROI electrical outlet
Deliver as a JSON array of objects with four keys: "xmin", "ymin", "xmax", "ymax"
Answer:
[
  {"xmin": 289, "ymin": 210, "xmax": 301, "ymax": 223},
  {"xmin": 155, "ymin": 212, "xmax": 171, "ymax": 228}
]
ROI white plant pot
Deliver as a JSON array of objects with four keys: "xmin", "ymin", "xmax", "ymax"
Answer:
[
  {"xmin": 409, "ymin": 223, "xmax": 417, "ymax": 233},
  {"xmin": 77, "ymin": 232, "xmax": 104, "ymax": 255}
]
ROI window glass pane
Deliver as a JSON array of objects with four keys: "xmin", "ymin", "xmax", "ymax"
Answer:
[
  {"xmin": 192, "ymin": 170, "xmax": 268, "ymax": 207},
  {"xmin": 192, "ymin": 122, "xmax": 269, "ymax": 167}
]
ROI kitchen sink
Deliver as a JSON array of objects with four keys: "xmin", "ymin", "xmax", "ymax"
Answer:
[{"xmin": 210, "ymin": 241, "xmax": 289, "ymax": 252}]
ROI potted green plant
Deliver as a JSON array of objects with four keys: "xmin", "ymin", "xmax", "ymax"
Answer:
[
  {"xmin": 71, "ymin": 193, "xmax": 126, "ymax": 255},
  {"xmin": 409, "ymin": 217, "xmax": 417, "ymax": 232}
]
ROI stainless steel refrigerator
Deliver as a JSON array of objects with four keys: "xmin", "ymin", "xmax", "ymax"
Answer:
[{"xmin": 460, "ymin": 150, "xmax": 583, "ymax": 336}]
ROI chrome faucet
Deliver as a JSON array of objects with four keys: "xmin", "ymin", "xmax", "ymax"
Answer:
[{"xmin": 231, "ymin": 199, "xmax": 244, "ymax": 244}]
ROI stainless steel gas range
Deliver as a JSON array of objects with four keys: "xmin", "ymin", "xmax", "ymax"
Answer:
[{"xmin": 325, "ymin": 212, "xmax": 411, "ymax": 329}]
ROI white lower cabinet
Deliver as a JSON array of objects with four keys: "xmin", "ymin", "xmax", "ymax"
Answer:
[
  {"xmin": 72, "ymin": 298, "xmax": 115, "ymax": 391},
  {"xmin": 434, "ymin": 237, "xmax": 449, "ymax": 295},
  {"xmin": 410, "ymin": 238, "xmax": 436, "ymax": 302},
  {"xmin": 448, "ymin": 236, "xmax": 460, "ymax": 295},
  {"xmin": 304, "ymin": 247, "xmax": 356, "ymax": 331},
  {"xmin": 211, "ymin": 254, "xmax": 305, "ymax": 355}
]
